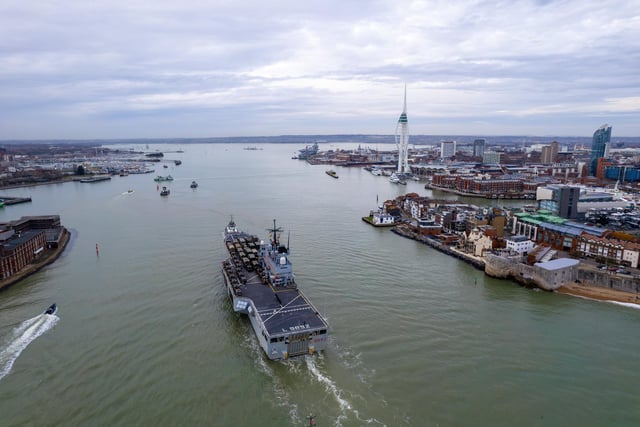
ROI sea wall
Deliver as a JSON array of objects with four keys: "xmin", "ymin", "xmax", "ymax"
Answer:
[
  {"xmin": 577, "ymin": 268, "xmax": 640, "ymax": 294},
  {"xmin": 484, "ymin": 254, "xmax": 578, "ymax": 291},
  {"xmin": 391, "ymin": 226, "xmax": 486, "ymax": 270}
]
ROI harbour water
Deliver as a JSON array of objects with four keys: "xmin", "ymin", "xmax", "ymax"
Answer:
[{"xmin": 0, "ymin": 143, "xmax": 639, "ymax": 426}]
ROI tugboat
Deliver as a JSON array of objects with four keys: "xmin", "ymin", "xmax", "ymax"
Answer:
[
  {"xmin": 221, "ymin": 218, "xmax": 329, "ymax": 360},
  {"xmin": 160, "ymin": 186, "xmax": 170, "ymax": 196}
]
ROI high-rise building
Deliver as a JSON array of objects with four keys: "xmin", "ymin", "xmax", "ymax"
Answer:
[
  {"xmin": 395, "ymin": 85, "xmax": 410, "ymax": 173},
  {"xmin": 537, "ymin": 184, "xmax": 580, "ymax": 219},
  {"xmin": 440, "ymin": 141, "xmax": 456, "ymax": 159},
  {"xmin": 590, "ymin": 124, "xmax": 612, "ymax": 176},
  {"xmin": 473, "ymin": 139, "xmax": 485, "ymax": 158},
  {"xmin": 541, "ymin": 141, "xmax": 560, "ymax": 164}
]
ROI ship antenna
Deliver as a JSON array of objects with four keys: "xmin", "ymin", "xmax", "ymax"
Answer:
[{"xmin": 287, "ymin": 231, "xmax": 290, "ymax": 251}]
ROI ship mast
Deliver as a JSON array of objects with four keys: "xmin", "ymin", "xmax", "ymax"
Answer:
[{"xmin": 267, "ymin": 219, "xmax": 284, "ymax": 247}]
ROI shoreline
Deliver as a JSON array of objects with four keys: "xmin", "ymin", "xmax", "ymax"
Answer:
[
  {"xmin": 389, "ymin": 225, "xmax": 640, "ymax": 307},
  {"xmin": 0, "ymin": 228, "xmax": 71, "ymax": 291},
  {"xmin": 556, "ymin": 282, "xmax": 640, "ymax": 305}
]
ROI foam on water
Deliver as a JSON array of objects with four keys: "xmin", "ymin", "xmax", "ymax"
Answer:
[
  {"xmin": 607, "ymin": 300, "xmax": 640, "ymax": 310},
  {"xmin": 244, "ymin": 333, "xmax": 301, "ymax": 426},
  {"xmin": 0, "ymin": 313, "xmax": 59, "ymax": 380}
]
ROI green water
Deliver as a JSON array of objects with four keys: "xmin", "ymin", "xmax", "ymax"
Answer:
[{"xmin": 0, "ymin": 143, "xmax": 639, "ymax": 426}]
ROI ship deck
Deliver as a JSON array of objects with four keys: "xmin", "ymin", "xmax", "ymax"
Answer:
[{"xmin": 229, "ymin": 269, "xmax": 327, "ymax": 336}]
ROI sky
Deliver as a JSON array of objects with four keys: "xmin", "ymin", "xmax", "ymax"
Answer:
[{"xmin": 1, "ymin": 0, "xmax": 639, "ymax": 140}]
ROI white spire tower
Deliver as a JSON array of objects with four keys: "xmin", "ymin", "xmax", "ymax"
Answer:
[{"xmin": 395, "ymin": 84, "xmax": 410, "ymax": 173}]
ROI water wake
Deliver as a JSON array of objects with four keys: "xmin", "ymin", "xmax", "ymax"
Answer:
[
  {"xmin": 0, "ymin": 313, "xmax": 59, "ymax": 380},
  {"xmin": 305, "ymin": 356, "xmax": 386, "ymax": 426}
]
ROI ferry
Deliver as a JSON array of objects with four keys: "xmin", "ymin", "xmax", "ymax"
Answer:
[{"xmin": 221, "ymin": 218, "xmax": 329, "ymax": 360}]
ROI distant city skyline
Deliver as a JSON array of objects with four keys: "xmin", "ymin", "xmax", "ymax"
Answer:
[{"xmin": 1, "ymin": 1, "xmax": 639, "ymax": 140}]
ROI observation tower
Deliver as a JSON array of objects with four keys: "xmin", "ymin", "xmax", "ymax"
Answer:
[{"xmin": 395, "ymin": 85, "xmax": 410, "ymax": 173}]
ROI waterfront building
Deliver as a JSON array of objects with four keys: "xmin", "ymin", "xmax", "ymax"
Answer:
[
  {"xmin": 395, "ymin": 85, "xmax": 410, "ymax": 174},
  {"xmin": 461, "ymin": 227, "xmax": 495, "ymax": 257},
  {"xmin": 0, "ymin": 229, "xmax": 47, "ymax": 279},
  {"xmin": 0, "ymin": 215, "xmax": 66, "ymax": 281},
  {"xmin": 505, "ymin": 235, "xmax": 535, "ymax": 255},
  {"xmin": 575, "ymin": 233, "xmax": 640, "ymax": 268},
  {"xmin": 473, "ymin": 139, "xmax": 485, "ymax": 158},
  {"xmin": 532, "ymin": 258, "xmax": 580, "ymax": 290},
  {"xmin": 590, "ymin": 124, "xmax": 612, "ymax": 176},
  {"xmin": 440, "ymin": 141, "xmax": 456, "ymax": 160},
  {"xmin": 511, "ymin": 211, "xmax": 607, "ymax": 252}
]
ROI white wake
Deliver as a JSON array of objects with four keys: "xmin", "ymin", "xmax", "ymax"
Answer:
[{"xmin": 0, "ymin": 313, "xmax": 59, "ymax": 380}]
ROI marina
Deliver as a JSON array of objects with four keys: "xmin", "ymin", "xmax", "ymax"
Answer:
[{"xmin": 0, "ymin": 143, "xmax": 639, "ymax": 426}]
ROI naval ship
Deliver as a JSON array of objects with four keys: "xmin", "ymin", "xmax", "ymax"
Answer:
[{"xmin": 222, "ymin": 218, "xmax": 329, "ymax": 360}]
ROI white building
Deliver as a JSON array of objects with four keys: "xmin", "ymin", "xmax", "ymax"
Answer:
[
  {"xmin": 505, "ymin": 235, "xmax": 535, "ymax": 255},
  {"xmin": 440, "ymin": 141, "xmax": 456, "ymax": 159}
]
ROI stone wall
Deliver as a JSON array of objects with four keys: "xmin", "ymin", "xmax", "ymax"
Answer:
[
  {"xmin": 485, "ymin": 254, "xmax": 578, "ymax": 291},
  {"xmin": 577, "ymin": 268, "xmax": 640, "ymax": 293}
]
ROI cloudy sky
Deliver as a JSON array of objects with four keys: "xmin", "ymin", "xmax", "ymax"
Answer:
[{"xmin": 1, "ymin": 0, "xmax": 639, "ymax": 140}]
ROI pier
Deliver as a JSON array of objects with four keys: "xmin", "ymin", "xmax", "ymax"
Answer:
[{"xmin": 0, "ymin": 196, "xmax": 33, "ymax": 205}]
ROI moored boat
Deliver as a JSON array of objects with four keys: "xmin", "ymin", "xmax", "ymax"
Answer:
[{"xmin": 221, "ymin": 218, "xmax": 328, "ymax": 360}]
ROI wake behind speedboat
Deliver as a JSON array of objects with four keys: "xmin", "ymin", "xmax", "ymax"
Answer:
[{"xmin": 44, "ymin": 303, "xmax": 57, "ymax": 315}]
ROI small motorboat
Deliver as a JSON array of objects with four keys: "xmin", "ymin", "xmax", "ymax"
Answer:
[
  {"xmin": 44, "ymin": 303, "xmax": 57, "ymax": 315},
  {"xmin": 190, "ymin": 181, "xmax": 198, "ymax": 188},
  {"xmin": 160, "ymin": 186, "xmax": 170, "ymax": 196}
]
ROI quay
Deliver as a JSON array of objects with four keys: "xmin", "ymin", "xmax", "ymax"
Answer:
[
  {"xmin": 0, "ymin": 196, "xmax": 33, "ymax": 205},
  {"xmin": 425, "ymin": 183, "xmax": 533, "ymax": 200},
  {"xmin": 391, "ymin": 224, "xmax": 486, "ymax": 270}
]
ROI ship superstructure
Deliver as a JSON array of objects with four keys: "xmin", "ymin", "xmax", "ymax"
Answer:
[{"xmin": 221, "ymin": 218, "xmax": 328, "ymax": 360}]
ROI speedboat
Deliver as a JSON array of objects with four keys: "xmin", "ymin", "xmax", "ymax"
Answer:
[{"xmin": 44, "ymin": 303, "xmax": 57, "ymax": 315}]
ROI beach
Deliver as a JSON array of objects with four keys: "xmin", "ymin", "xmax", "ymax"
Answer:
[{"xmin": 557, "ymin": 282, "xmax": 640, "ymax": 305}]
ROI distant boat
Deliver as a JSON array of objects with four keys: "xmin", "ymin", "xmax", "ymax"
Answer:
[
  {"xmin": 44, "ymin": 303, "xmax": 57, "ymax": 315},
  {"xmin": 154, "ymin": 175, "xmax": 173, "ymax": 182},
  {"xmin": 190, "ymin": 181, "xmax": 198, "ymax": 188},
  {"xmin": 80, "ymin": 176, "xmax": 111, "ymax": 183},
  {"xmin": 325, "ymin": 170, "xmax": 339, "ymax": 179},
  {"xmin": 389, "ymin": 173, "xmax": 407, "ymax": 185},
  {"xmin": 160, "ymin": 186, "xmax": 170, "ymax": 196},
  {"xmin": 163, "ymin": 164, "xmax": 168, "ymax": 168},
  {"xmin": 174, "ymin": 160, "xmax": 182, "ymax": 165}
]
